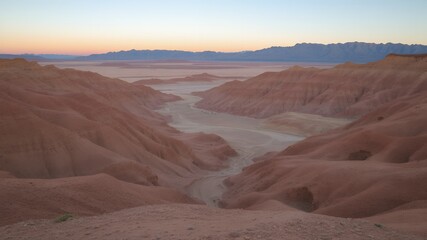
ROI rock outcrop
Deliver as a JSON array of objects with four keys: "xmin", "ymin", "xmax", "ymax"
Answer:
[
  {"xmin": 195, "ymin": 54, "xmax": 427, "ymax": 118},
  {"xmin": 0, "ymin": 59, "xmax": 236, "ymax": 224},
  {"xmin": 222, "ymin": 89, "xmax": 427, "ymax": 235}
]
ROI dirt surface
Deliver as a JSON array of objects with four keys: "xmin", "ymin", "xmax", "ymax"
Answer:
[
  {"xmin": 262, "ymin": 112, "xmax": 352, "ymax": 136},
  {"xmin": 150, "ymin": 81, "xmax": 304, "ymax": 205},
  {"xmin": 0, "ymin": 204, "xmax": 423, "ymax": 240},
  {"xmin": 40, "ymin": 60, "xmax": 335, "ymax": 82}
]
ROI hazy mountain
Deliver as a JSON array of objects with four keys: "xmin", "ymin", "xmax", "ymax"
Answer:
[
  {"xmin": 77, "ymin": 42, "xmax": 427, "ymax": 63},
  {"xmin": 0, "ymin": 54, "xmax": 80, "ymax": 60},
  {"xmin": 3, "ymin": 42, "xmax": 427, "ymax": 63},
  {"xmin": 37, "ymin": 54, "xmax": 80, "ymax": 60},
  {"xmin": 0, "ymin": 54, "xmax": 46, "ymax": 61}
]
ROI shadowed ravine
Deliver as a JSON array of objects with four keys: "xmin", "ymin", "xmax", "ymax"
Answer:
[{"xmin": 151, "ymin": 82, "xmax": 303, "ymax": 206}]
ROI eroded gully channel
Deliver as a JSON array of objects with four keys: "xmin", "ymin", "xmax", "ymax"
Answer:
[{"xmin": 151, "ymin": 82, "xmax": 304, "ymax": 207}]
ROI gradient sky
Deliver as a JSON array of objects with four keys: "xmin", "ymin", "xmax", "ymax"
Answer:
[{"xmin": 1, "ymin": 0, "xmax": 426, "ymax": 55}]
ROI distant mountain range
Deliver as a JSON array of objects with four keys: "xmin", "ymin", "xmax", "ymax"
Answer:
[
  {"xmin": 2, "ymin": 42, "xmax": 427, "ymax": 63},
  {"xmin": 0, "ymin": 54, "xmax": 78, "ymax": 61}
]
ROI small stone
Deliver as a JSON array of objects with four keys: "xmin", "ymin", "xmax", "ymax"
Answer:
[{"xmin": 229, "ymin": 232, "xmax": 240, "ymax": 238}]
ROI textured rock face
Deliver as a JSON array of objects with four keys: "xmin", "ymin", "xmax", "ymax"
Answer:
[
  {"xmin": 0, "ymin": 59, "xmax": 237, "ymax": 225},
  {"xmin": 195, "ymin": 54, "xmax": 427, "ymax": 118},
  {"xmin": 0, "ymin": 59, "xmax": 236, "ymax": 182},
  {"xmin": 0, "ymin": 174, "xmax": 197, "ymax": 226},
  {"xmin": 221, "ymin": 91, "xmax": 427, "ymax": 234},
  {"xmin": 213, "ymin": 55, "xmax": 427, "ymax": 235}
]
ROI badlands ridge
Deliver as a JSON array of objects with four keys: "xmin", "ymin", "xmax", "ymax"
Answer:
[{"xmin": 0, "ymin": 55, "xmax": 426, "ymax": 239}]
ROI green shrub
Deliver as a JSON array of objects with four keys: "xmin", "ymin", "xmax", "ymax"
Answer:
[
  {"xmin": 55, "ymin": 213, "xmax": 73, "ymax": 223},
  {"xmin": 374, "ymin": 223, "xmax": 383, "ymax": 228}
]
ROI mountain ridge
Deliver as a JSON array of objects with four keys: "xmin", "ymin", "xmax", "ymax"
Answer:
[
  {"xmin": 2, "ymin": 42, "xmax": 427, "ymax": 63},
  {"xmin": 76, "ymin": 42, "xmax": 427, "ymax": 63}
]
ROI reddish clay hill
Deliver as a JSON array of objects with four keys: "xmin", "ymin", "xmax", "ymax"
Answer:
[
  {"xmin": 222, "ymin": 89, "xmax": 427, "ymax": 235},
  {"xmin": 195, "ymin": 54, "xmax": 427, "ymax": 118},
  {"xmin": 0, "ymin": 59, "xmax": 235, "ymax": 225}
]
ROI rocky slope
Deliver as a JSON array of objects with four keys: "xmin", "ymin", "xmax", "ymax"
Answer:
[
  {"xmin": 0, "ymin": 59, "xmax": 236, "ymax": 225},
  {"xmin": 0, "ymin": 174, "xmax": 197, "ymax": 226},
  {"xmin": 195, "ymin": 54, "xmax": 427, "ymax": 118},
  {"xmin": 221, "ymin": 91, "xmax": 427, "ymax": 235}
]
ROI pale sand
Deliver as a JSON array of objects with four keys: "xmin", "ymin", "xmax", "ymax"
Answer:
[
  {"xmin": 262, "ymin": 112, "xmax": 352, "ymax": 136},
  {"xmin": 150, "ymin": 81, "xmax": 304, "ymax": 206},
  {"xmin": 40, "ymin": 60, "xmax": 336, "ymax": 82}
]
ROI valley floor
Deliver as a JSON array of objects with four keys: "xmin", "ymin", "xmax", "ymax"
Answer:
[{"xmin": 151, "ymin": 82, "xmax": 304, "ymax": 205}]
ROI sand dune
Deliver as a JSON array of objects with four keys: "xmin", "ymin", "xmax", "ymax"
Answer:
[{"xmin": 195, "ymin": 54, "xmax": 427, "ymax": 118}]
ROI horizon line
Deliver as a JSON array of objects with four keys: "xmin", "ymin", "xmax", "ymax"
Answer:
[{"xmin": 2, "ymin": 41, "xmax": 427, "ymax": 56}]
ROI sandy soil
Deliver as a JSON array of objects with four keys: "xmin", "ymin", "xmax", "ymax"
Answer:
[
  {"xmin": 40, "ymin": 60, "xmax": 335, "ymax": 82},
  {"xmin": 0, "ymin": 204, "xmax": 422, "ymax": 240},
  {"xmin": 149, "ymin": 81, "xmax": 303, "ymax": 205},
  {"xmin": 262, "ymin": 112, "xmax": 352, "ymax": 136}
]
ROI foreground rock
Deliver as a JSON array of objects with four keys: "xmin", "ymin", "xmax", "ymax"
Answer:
[
  {"xmin": 0, "ymin": 204, "xmax": 423, "ymax": 240},
  {"xmin": 195, "ymin": 54, "xmax": 427, "ymax": 118}
]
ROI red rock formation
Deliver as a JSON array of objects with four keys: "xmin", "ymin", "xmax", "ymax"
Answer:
[
  {"xmin": 0, "ymin": 59, "xmax": 236, "ymax": 182},
  {"xmin": 0, "ymin": 59, "xmax": 236, "ymax": 224},
  {"xmin": 0, "ymin": 174, "xmax": 197, "ymax": 226},
  {"xmin": 195, "ymin": 54, "xmax": 427, "ymax": 118},
  {"xmin": 222, "ymin": 92, "xmax": 427, "ymax": 234}
]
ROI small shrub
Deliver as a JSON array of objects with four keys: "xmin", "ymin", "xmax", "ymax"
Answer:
[
  {"xmin": 55, "ymin": 213, "xmax": 73, "ymax": 223},
  {"xmin": 374, "ymin": 223, "xmax": 384, "ymax": 228}
]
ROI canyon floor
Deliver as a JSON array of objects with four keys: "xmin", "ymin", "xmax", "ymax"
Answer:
[
  {"xmin": 151, "ymin": 81, "xmax": 304, "ymax": 206},
  {"xmin": 1, "ymin": 60, "xmax": 424, "ymax": 240}
]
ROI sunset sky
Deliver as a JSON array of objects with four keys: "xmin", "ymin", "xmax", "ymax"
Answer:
[{"xmin": 1, "ymin": 0, "xmax": 426, "ymax": 55}]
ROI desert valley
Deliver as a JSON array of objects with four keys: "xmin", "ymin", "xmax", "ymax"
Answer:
[
  {"xmin": 1, "ymin": 1, "xmax": 427, "ymax": 239},
  {"xmin": 0, "ymin": 52, "xmax": 426, "ymax": 240}
]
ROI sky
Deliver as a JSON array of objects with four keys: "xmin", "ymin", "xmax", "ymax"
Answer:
[{"xmin": 0, "ymin": 0, "xmax": 426, "ymax": 55}]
